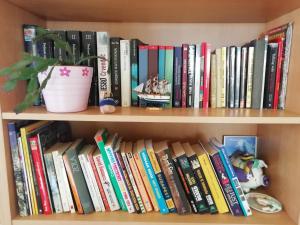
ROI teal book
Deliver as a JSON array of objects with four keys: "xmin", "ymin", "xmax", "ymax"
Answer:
[
  {"xmin": 165, "ymin": 46, "xmax": 174, "ymax": 108},
  {"xmin": 137, "ymin": 140, "xmax": 169, "ymax": 214},
  {"xmin": 138, "ymin": 45, "xmax": 148, "ymax": 107},
  {"xmin": 130, "ymin": 39, "xmax": 142, "ymax": 106},
  {"xmin": 158, "ymin": 46, "xmax": 166, "ymax": 81}
]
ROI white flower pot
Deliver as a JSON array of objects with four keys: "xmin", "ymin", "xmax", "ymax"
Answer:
[{"xmin": 38, "ymin": 66, "xmax": 93, "ymax": 113}]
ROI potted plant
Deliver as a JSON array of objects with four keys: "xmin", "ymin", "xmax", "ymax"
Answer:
[{"xmin": 0, "ymin": 27, "xmax": 99, "ymax": 113}]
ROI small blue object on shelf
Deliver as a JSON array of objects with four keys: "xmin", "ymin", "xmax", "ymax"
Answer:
[{"xmin": 99, "ymin": 98, "xmax": 116, "ymax": 114}]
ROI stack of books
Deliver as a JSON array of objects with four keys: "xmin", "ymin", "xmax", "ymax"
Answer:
[
  {"xmin": 9, "ymin": 121, "xmax": 253, "ymax": 217},
  {"xmin": 23, "ymin": 22, "xmax": 293, "ymax": 110}
]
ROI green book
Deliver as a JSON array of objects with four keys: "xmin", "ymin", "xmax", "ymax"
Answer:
[
  {"xmin": 94, "ymin": 129, "xmax": 127, "ymax": 211},
  {"xmin": 165, "ymin": 46, "xmax": 174, "ymax": 108}
]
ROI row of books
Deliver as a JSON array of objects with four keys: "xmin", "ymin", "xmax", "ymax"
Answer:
[
  {"xmin": 23, "ymin": 23, "xmax": 292, "ymax": 109},
  {"xmin": 9, "ymin": 121, "xmax": 252, "ymax": 216}
]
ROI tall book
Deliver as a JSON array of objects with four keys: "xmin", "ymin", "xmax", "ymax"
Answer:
[
  {"xmin": 210, "ymin": 53, "xmax": 217, "ymax": 108},
  {"xmin": 252, "ymin": 36, "xmax": 268, "ymax": 109},
  {"xmin": 158, "ymin": 46, "xmax": 166, "ymax": 81},
  {"xmin": 66, "ymin": 31, "xmax": 81, "ymax": 64},
  {"xmin": 81, "ymin": 31, "xmax": 98, "ymax": 106},
  {"xmin": 216, "ymin": 48, "xmax": 227, "ymax": 108},
  {"xmin": 154, "ymin": 141, "xmax": 192, "ymax": 214},
  {"xmin": 184, "ymin": 143, "xmax": 218, "ymax": 214},
  {"xmin": 145, "ymin": 140, "xmax": 176, "ymax": 212},
  {"xmin": 110, "ymin": 37, "xmax": 122, "ymax": 105},
  {"xmin": 194, "ymin": 143, "xmax": 229, "ymax": 214},
  {"xmin": 63, "ymin": 139, "xmax": 94, "ymax": 214},
  {"xmin": 194, "ymin": 44, "xmax": 201, "ymax": 109},
  {"xmin": 264, "ymin": 43, "xmax": 279, "ymax": 109},
  {"xmin": 181, "ymin": 44, "xmax": 189, "ymax": 108},
  {"xmin": 53, "ymin": 30, "xmax": 67, "ymax": 62},
  {"xmin": 226, "ymin": 47, "xmax": 230, "ymax": 107},
  {"xmin": 234, "ymin": 47, "xmax": 241, "ymax": 108},
  {"xmin": 97, "ymin": 32, "xmax": 111, "ymax": 103},
  {"xmin": 173, "ymin": 46, "xmax": 182, "ymax": 108},
  {"xmin": 36, "ymin": 36, "xmax": 54, "ymax": 59},
  {"xmin": 202, "ymin": 43, "xmax": 211, "ymax": 109},
  {"xmin": 172, "ymin": 142, "xmax": 208, "ymax": 213},
  {"xmin": 229, "ymin": 46, "xmax": 236, "ymax": 108},
  {"xmin": 246, "ymin": 46, "xmax": 255, "ymax": 108},
  {"xmin": 148, "ymin": 45, "xmax": 158, "ymax": 80},
  {"xmin": 187, "ymin": 45, "xmax": 195, "ymax": 107},
  {"xmin": 138, "ymin": 45, "xmax": 148, "ymax": 107},
  {"xmin": 120, "ymin": 40, "xmax": 131, "ymax": 107},
  {"xmin": 165, "ymin": 46, "xmax": 174, "ymax": 108},
  {"xmin": 130, "ymin": 39, "xmax": 142, "ymax": 106},
  {"xmin": 94, "ymin": 129, "xmax": 125, "ymax": 210},
  {"xmin": 239, "ymin": 47, "xmax": 248, "ymax": 108}
]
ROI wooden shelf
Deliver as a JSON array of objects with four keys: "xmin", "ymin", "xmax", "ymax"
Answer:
[
  {"xmin": 2, "ymin": 107, "xmax": 300, "ymax": 124},
  {"xmin": 12, "ymin": 211, "xmax": 295, "ymax": 225},
  {"xmin": 7, "ymin": 0, "xmax": 300, "ymax": 23}
]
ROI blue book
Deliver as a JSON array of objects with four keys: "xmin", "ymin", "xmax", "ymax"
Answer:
[
  {"xmin": 130, "ymin": 39, "xmax": 142, "ymax": 106},
  {"xmin": 138, "ymin": 45, "xmax": 148, "ymax": 107},
  {"xmin": 137, "ymin": 140, "xmax": 169, "ymax": 214},
  {"xmin": 210, "ymin": 138, "xmax": 252, "ymax": 216},
  {"xmin": 158, "ymin": 46, "xmax": 166, "ymax": 81},
  {"xmin": 173, "ymin": 47, "xmax": 182, "ymax": 107}
]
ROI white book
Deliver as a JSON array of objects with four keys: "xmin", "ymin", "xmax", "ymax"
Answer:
[
  {"xmin": 93, "ymin": 151, "xmax": 120, "ymax": 211},
  {"xmin": 120, "ymin": 40, "xmax": 131, "ymax": 107},
  {"xmin": 193, "ymin": 44, "xmax": 201, "ymax": 108},
  {"xmin": 246, "ymin": 47, "xmax": 255, "ymax": 108},
  {"xmin": 97, "ymin": 32, "xmax": 111, "ymax": 101},
  {"xmin": 210, "ymin": 54, "xmax": 217, "ymax": 108},
  {"xmin": 221, "ymin": 47, "xmax": 227, "ymax": 108},
  {"xmin": 52, "ymin": 143, "xmax": 75, "ymax": 213},
  {"xmin": 216, "ymin": 49, "xmax": 222, "ymax": 108}
]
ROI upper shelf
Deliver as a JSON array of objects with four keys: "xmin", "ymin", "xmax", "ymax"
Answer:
[
  {"xmin": 8, "ymin": 0, "xmax": 300, "ymax": 23},
  {"xmin": 2, "ymin": 107, "xmax": 300, "ymax": 124}
]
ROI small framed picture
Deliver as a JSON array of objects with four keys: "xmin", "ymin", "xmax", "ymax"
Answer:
[{"xmin": 223, "ymin": 135, "xmax": 257, "ymax": 158}]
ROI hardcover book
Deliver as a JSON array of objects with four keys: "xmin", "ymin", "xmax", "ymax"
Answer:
[
  {"xmin": 229, "ymin": 46, "xmax": 236, "ymax": 108},
  {"xmin": 234, "ymin": 47, "xmax": 241, "ymax": 108},
  {"xmin": 148, "ymin": 45, "xmax": 159, "ymax": 80},
  {"xmin": 120, "ymin": 40, "xmax": 131, "ymax": 107},
  {"xmin": 181, "ymin": 44, "xmax": 189, "ymax": 108},
  {"xmin": 194, "ymin": 44, "xmax": 201, "ymax": 109},
  {"xmin": 187, "ymin": 45, "xmax": 195, "ymax": 107},
  {"xmin": 53, "ymin": 30, "xmax": 67, "ymax": 61},
  {"xmin": 239, "ymin": 47, "xmax": 248, "ymax": 108},
  {"xmin": 165, "ymin": 46, "xmax": 174, "ymax": 108},
  {"xmin": 158, "ymin": 46, "xmax": 166, "ymax": 81},
  {"xmin": 130, "ymin": 39, "xmax": 142, "ymax": 106},
  {"xmin": 173, "ymin": 46, "xmax": 182, "ymax": 108},
  {"xmin": 138, "ymin": 45, "xmax": 148, "ymax": 107},
  {"xmin": 202, "ymin": 43, "xmax": 211, "ymax": 109},
  {"xmin": 66, "ymin": 31, "xmax": 81, "ymax": 64},
  {"xmin": 246, "ymin": 46, "xmax": 255, "ymax": 108},
  {"xmin": 110, "ymin": 37, "xmax": 122, "ymax": 106},
  {"xmin": 210, "ymin": 53, "xmax": 217, "ymax": 108}
]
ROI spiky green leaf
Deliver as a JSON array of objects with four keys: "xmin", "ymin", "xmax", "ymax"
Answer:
[{"xmin": 3, "ymin": 79, "xmax": 17, "ymax": 91}]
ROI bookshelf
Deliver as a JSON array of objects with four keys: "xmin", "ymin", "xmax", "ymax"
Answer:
[{"xmin": 0, "ymin": 1, "xmax": 300, "ymax": 225}]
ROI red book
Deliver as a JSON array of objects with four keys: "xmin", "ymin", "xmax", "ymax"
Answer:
[
  {"xmin": 271, "ymin": 38, "xmax": 284, "ymax": 109},
  {"xmin": 202, "ymin": 42, "xmax": 211, "ymax": 109},
  {"xmin": 87, "ymin": 151, "xmax": 110, "ymax": 211},
  {"xmin": 181, "ymin": 44, "xmax": 189, "ymax": 108},
  {"xmin": 29, "ymin": 136, "xmax": 52, "ymax": 215}
]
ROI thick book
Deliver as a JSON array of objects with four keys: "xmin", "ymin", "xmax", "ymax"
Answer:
[
  {"xmin": 97, "ymin": 32, "xmax": 111, "ymax": 103},
  {"xmin": 187, "ymin": 45, "xmax": 195, "ymax": 107},
  {"xmin": 53, "ymin": 30, "xmax": 67, "ymax": 62},
  {"xmin": 165, "ymin": 46, "xmax": 174, "ymax": 108},
  {"xmin": 94, "ymin": 129, "xmax": 125, "ymax": 210},
  {"xmin": 138, "ymin": 45, "xmax": 148, "ymax": 107},
  {"xmin": 66, "ymin": 31, "xmax": 81, "ymax": 64},
  {"xmin": 239, "ymin": 47, "xmax": 248, "ymax": 108},
  {"xmin": 158, "ymin": 46, "xmax": 166, "ymax": 81},
  {"xmin": 210, "ymin": 138, "xmax": 252, "ymax": 216},
  {"xmin": 210, "ymin": 53, "xmax": 217, "ymax": 108},
  {"xmin": 154, "ymin": 141, "xmax": 191, "ymax": 214},
  {"xmin": 264, "ymin": 43, "xmax": 279, "ymax": 109},
  {"xmin": 181, "ymin": 44, "xmax": 189, "ymax": 108},
  {"xmin": 216, "ymin": 48, "xmax": 227, "ymax": 108},
  {"xmin": 81, "ymin": 31, "xmax": 99, "ymax": 106},
  {"xmin": 246, "ymin": 46, "xmax": 255, "ymax": 108},
  {"xmin": 194, "ymin": 143, "xmax": 229, "ymax": 214},
  {"xmin": 252, "ymin": 36, "xmax": 268, "ymax": 109},
  {"xmin": 145, "ymin": 140, "xmax": 176, "ymax": 212},
  {"xmin": 193, "ymin": 44, "xmax": 201, "ymax": 109},
  {"xmin": 130, "ymin": 39, "xmax": 142, "ymax": 106},
  {"xmin": 229, "ymin": 46, "xmax": 236, "ymax": 108},
  {"xmin": 172, "ymin": 142, "xmax": 208, "ymax": 213},
  {"xmin": 110, "ymin": 37, "xmax": 122, "ymax": 106},
  {"xmin": 120, "ymin": 40, "xmax": 131, "ymax": 107},
  {"xmin": 173, "ymin": 46, "xmax": 182, "ymax": 108},
  {"xmin": 63, "ymin": 139, "xmax": 94, "ymax": 214},
  {"xmin": 148, "ymin": 45, "xmax": 159, "ymax": 80},
  {"xmin": 202, "ymin": 43, "xmax": 211, "ymax": 109},
  {"xmin": 184, "ymin": 143, "xmax": 218, "ymax": 214},
  {"xmin": 234, "ymin": 47, "xmax": 241, "ymax": 108},
  {"xmin": 37, "ymin": 36, "xmax": 54, "ymax": 59}
]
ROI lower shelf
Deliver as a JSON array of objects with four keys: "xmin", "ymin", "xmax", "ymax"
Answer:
[{"xmin": 12, "ymin": 210, "xmax": 295, "ymax": 225}]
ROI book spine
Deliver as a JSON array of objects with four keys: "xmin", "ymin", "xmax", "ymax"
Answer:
[
  {"xmin": 229, "ymin": 47, "xmax": 236, "ymax": 108},
  {"xmin": 127, "ymin": 152, "xmax": 153, "ymax": 212},
  {"xmin": 120, "ymin": 40, "xmax": 131, "ymax": 107},
  {"xmin": 97, "ymin": 32, "xmax": 111, "ymax": 103},
  {"xmin": 148, "ymin": 45, "xmax": 159, "ymax": 80},
  {"xmin": 165, "ymin": 46, "xmax": 174, "ymax": 108},
  {"xmin": 110, "ymin": 37, "xmax": 122, "ymax": 106},
  {"xmin": 81, "ymin": 31, "xmax": 99, "ymax": 106},
  {"xmin": 53, "ymin": 30, "xmax": 67, "ymax": 61},
  {"xmin": 226, "ymin": 47, "xmax": 230, "ymax": 107},
  {"xmin": 216, "ymin": 49, "xmax": 222, "ymax": 108},
  {"xmin": 188, "ymin": 155, "xmax": 217, "ymax": 214},
  {"xmin": 121, "ymin": 152, "xmax": 146, "ymax": 213},
  {"xmin": 44, "ymin": 153, "xmax": 63, "ymax": 214},
  {"xmin": 177, "ymin": 154, "xmax": 208, "ymax": 213},
  {"xmin": 8, "ymin": 123, "xmax": 28, "ymax": 216},
  {"xmin": 246, "ymin": 47, "xmax": 255, "ymax": 108},
  {"xmin": 197, "ymin": 153, "xmax": 229, "ymax": 214},
  {"xmin": 115, "ymin": 151, "xmax": 140, "ymax": 213},
  {"xmin": 66, "ymin": 31, "xmax": 81, "ymax": 64},
  {"xmin": 210, "ymin": 54, "xmax": 217, "ymax": 108},
  {"xmin": 156, "ymin": 150, "xmax": 191, "ymax": 214},
  {"xmin": 203, "ymin": 43, "xmax": 211, "ymax": 109},
  {"xmin": 194, "ymin": 44, "xmax": 201, "ymax": 109},
  {"xmin": 29, "ymin": 137, "xmax": 52, "ymax": 214},
  {"xmin": 218, "ymin": 48, "xmax": 227, "ymax": 108},
  {"xmin": 234, "ymin": 47, "xmax": 241, "ymax": 108},
  {"xmin": 209, "ymin": 153, "xmax": 243, "ymax": 216},
  {"xmin": 130, "ymin": 39, "xmax": 140, "ymax": 106},
  {"xmin": 37, "ymin": 38, "xmax": 54, "ymax": 59},
  {"xmin": 181, "ymin": 44, "xmax": 189, "ymax": 108},
  {"xmin": 138, "ymin": 45, "xmax": 148, "ymax": 107},
  {"xmin": 93, "ymin": 153, "xmax": 120, "ymax": 211},
  {"xmin": 240, "ymin": 47, "xmax": 248, "ymax": 108},
  {"xmin": 158, "ymin": 46, "xmax": 166, "ymax": 81},
  {"xmin": 173, "ymin": 46, "xmax": 182, "ymax": 108},
  {"xmin": 187, "ymin": 45, "xmax": 195, "ymax": 107},
  {"xmin": 273, "ymin": 39, "xmax": 284, "ymax": 109}
]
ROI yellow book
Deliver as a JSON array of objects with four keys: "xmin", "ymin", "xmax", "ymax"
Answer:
[
  {"xmin": 20, "ymin": 121, "xmax": 50, "ymax": 215},
  {"xmin": 193, "ymin": 143, "xmax": 229, "ymax": 214},
  {"xmin": 133, "ymin": 141, "xmax": 159, "ymax": 211}
]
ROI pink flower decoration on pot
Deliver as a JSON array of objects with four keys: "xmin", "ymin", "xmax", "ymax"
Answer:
[
  {"xmin": 82, "ymin": 67, "xmax": 89, "ymax": 77},
  {"xmin": 60, "ymin": 67, "xmax": 71, "ymax": 77}
]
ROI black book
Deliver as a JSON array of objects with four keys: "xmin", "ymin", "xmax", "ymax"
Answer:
[
  {"xmin": 37, "ymin": 37, "xmax": 54, "ymax": 59},
  {"xmin": 66, "ymin": 31, "xmax": 81, "ymax": 64},
  {"xmin": 173, "ymin": 47, "xmax": 182, "ymax": 107},
  {"xmin": 110, "ymin": 37, "xmax": 122, "ymax": 106},
  {"xmin": 187, "ymin": 45, "xmax": 195, "ymax": 107},
  {"xmin": 81, "ymin": 31, "xmax": 99, "ymax": 106},
  {"xmin": 239, "ymin": 46, "xmax": 248, "ymax": 108},
  {"xmin": 264, "ymin": 43, "xmax": 279, "ymax": 108},
  {"xmin": 53, "ymin": 30, "xmax": 67, "ymax": 62},
  {"xmin": 229, "ymin": 46, "xmax": 236, "ymax": 108}
]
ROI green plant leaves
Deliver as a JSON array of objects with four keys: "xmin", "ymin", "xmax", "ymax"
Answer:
[{"xmin": 3, "ymin": 79, "xmax": 17, "ymax": 91}]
